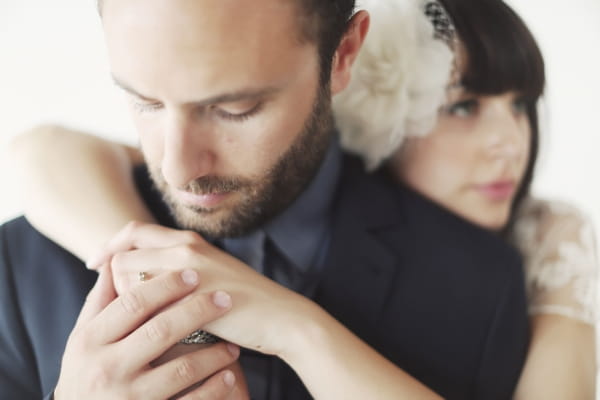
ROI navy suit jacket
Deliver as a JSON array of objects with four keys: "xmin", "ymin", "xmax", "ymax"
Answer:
[{"xmin": 0, "ymin": 155, "xmax": 528, "ymax": 399}]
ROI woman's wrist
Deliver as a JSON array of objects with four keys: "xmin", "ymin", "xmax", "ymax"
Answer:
[{"xmin": 277, "ymin": 299, "xmax": 335, "ymax": 367}]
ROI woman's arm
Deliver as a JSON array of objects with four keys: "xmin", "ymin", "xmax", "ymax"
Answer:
[
  {"xmin": 513, "ymin": 199, "xmax": 598, "ymax": 399},
  {"xmin": 284, "ymin": 302, "xmax": 442, "ymax": 399},
  {"xmin": 9, "ymin": 125, "xmax": 155, "ymax": 261},
  {"xmin": 515, "ymin": 314, "xmax": 596, "ymax": 399}
]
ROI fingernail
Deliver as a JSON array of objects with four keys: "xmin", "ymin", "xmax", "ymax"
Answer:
[
  {"xmin": 181, "ymin": 270, "xmax": 199, "ymax": 286},
  {"xmin": 227, "ymin": 343, "xmax": 240, "ymax": 358},
  {"xmin": 223, "ymin": 370, "xmax": 235, "ymax": 388},
  {"xmin": 212, "ymin": 291, "xmax": 232, "ymax": 309}
]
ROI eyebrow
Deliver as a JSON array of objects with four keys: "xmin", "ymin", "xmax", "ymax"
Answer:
[{"xmin": 111, "ymin": 75, "xmax": 281, "ymax": 106}]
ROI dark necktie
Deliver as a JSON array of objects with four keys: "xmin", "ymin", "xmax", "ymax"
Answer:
[{"xmin": 222, "ymin": 230, "xmax": 266, "ymax": 273}]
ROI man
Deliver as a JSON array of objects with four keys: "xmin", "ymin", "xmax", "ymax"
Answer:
[{"xmin": 0, "ymin": 0, "xmax": 529, "ymax": 399}]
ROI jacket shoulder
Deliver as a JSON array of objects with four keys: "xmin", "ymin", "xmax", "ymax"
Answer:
[
  {"xmin": 0, "ymin": 217, "xmax": 96, "ymax": 398},
  {"xmin": 337, "ymin": 155, "xmax": 523, "ymax": 276}
]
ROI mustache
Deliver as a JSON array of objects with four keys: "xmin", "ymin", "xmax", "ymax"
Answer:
[{"xmin": 180, "ymin": 175, "xmax": 250, "ymax": 195}]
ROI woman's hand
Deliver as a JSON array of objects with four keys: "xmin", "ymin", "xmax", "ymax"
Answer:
[{"xmin": 89, "ymin": 221, "xmax": 319, "ymax": 359}]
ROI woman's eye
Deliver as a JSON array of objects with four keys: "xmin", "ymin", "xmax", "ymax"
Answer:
[
  {"xmin": 213, "ymin": 102, "xmax": 263, "ymax": 123},
  {"xmin": 446, "ymin": 99, "xmax": 478, "ymax": 117},
  {"xmin": 512, "ymin": 97, "xmax": 529, "ymax": 114}
]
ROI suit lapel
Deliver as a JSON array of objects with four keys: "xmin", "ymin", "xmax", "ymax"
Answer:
[{"xmin": 316, "ymin": 158, "xmax": 405, "ymax": 340}]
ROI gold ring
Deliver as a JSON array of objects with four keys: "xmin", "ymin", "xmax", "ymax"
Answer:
[{"xmin": 138, "ymin": 271, "xmax": 148, "ymax": 282}]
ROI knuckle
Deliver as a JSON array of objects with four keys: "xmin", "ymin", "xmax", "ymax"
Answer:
[
  {"xmin": 159, "ymin": 271, "xmax": 184, "ymax": 293},
  {"xmin": 110, "ymin": 252, "xmax": 126, "ymax": 272},
  {"xmin": 188, "ymin": 293, "xmax": 211, "ymax": 319},
  {"xmin": 178, "ymin": 243, "xmax": 208, "ymax": 269},
  {"xmin": 113, "ymin": 221, "xmax": 138, "ymax": 244},
  {"xmin": 174, "ymin": 357, "xmax": 197, "ymax": 384},
  {"xmin": 76, "ymin": 327, "xmax": 98, "ymax": 350},
  {"xmin": 124, "ymin": 220, "xmax": 143, "ymax": 233},
  {"xmin": 144, "ymin": 317, "xmax": 171, "ymax": 342},
  {"xmin": 121, "ymin": 391, "xmax": 138, "ymax": 400},
  {"xmin": 180, "ymin": 243, "xmax": 201, "ymax": 260},
  {"xmin": 128, "ymin": 377, "xmax": 158, "ymax": 400},
  {"xmin": 119, "ymin": 290, "xmax": 145, "ymax": 315},
  {"xmin": 181, "ymin": 230, "xmax": 202, "ymax": 244},
  {"xmin": 87, "ymin": 364, "xmax": 113, "ymax": 391},
  {"xmin": 126, "ymin": 386, "xmax": 145, "ymax": 400},
  {"xmin": 115, "ymin": 277, "xmax": 131, "ymax": 297}
]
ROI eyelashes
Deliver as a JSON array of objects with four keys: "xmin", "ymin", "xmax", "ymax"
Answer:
[
  {"xmin": 130, "ymin": 100, "xmax": 264, "ymax": 123},
  {"xmin": 212, "ymin": 102, "xmax": 264, "ymax": 123},
  {"xmin": 445, "ymin": 99, "xmax": 478, "ymax": 117},
  {"xmin": 511, "ymin": 97, "xmax": 529, "ymax": 113},
  {"xmin": 444, "ymin": 96, "xmax": 530, "ymax": 118}
]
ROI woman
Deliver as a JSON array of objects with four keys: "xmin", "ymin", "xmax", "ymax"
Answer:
[
  {"xmin": 334, "ymin": 1, "xmax": 597, "ymax": 398},
  {"xmin": 10, "ymin": 0, "xmax": 597, "ymax": 398}
]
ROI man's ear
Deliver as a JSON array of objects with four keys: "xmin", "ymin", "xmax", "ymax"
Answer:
[{"xmin": 330, "ymin": 10, "xmax": 370, "ymax": 95}]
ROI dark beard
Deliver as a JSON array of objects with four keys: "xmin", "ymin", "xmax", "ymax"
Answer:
[{"xmin": 149, "ymin": 86, "xmax": 334, "ymax": 238}]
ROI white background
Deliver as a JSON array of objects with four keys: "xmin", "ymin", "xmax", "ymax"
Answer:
[
  {"xmin": 0, "ymin": 0, "xmax": 599, "ymax": 391},
  {"xmin": 1, "ymin": 0, "xmax": 598, "ymax": 228}
]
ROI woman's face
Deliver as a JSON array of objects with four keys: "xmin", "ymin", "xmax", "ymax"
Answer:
[{"xmin": 391, "ymin": 87, "xmax": 531, "ymax": 230}]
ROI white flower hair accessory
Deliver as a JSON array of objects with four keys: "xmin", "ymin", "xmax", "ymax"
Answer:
[{"xmin": 334, "ymin": 0, "xmax": 456, "ymax": 170}]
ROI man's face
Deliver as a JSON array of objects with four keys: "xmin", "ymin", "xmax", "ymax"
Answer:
[{"xmin": 102, "ymin": 0, "xmax": 333, "ymax": 237}]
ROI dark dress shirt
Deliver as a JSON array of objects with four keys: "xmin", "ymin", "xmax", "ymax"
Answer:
[{"xmin": 220, "ymin": 139, "xmax": 341, "ymax": 399}]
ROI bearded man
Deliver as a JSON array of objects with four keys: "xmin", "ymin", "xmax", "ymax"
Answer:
[{"xmin": 0, "ymin": 1, "xmax": 529, "ymax": 399}]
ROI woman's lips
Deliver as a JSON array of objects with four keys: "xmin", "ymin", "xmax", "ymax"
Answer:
[
  {"xmin": 475, "ymin": 181, "xmax": 516, "ymax": 201},
  {"xmin": 175, "ymin": 190, "xmax": 231, "ymax": 209}
]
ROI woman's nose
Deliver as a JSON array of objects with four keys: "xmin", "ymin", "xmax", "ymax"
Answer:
[{"xmin": 482, "ymin": 102, "xmax": 528, "ymax": 160}]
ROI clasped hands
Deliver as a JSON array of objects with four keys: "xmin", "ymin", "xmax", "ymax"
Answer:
[{"xmin": 54, "ymin": 222, "xmax": 315, "ymax": 400}]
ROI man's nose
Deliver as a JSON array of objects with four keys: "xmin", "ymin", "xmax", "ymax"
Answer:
[{"xmin": 161, "ymin": 112, "xmax": 215, "ymax": 189}]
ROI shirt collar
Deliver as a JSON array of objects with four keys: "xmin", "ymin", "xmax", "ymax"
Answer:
[{"xmin": 263, "ymin": 134, "xmax": 342, "ymax": 272}]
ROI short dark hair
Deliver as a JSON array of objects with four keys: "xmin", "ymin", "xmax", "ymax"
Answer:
[
  {"xmin": 294, "ymin": 0, "xmax": 356, "ymax": 84},
  {"xmin": 97, "ymin": 0, "xmax": 356, "ymax": 85},
  {"xmin": 440, "ymin": 0, "xmax": 546, "ymax": 235}
]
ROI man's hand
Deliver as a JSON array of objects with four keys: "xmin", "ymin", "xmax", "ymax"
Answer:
[
  {"xmin": 88, "ymin": 221, "xmax": 321, "ymax": 360},
  {"xmin": 54, "ymin": 266, "xmax": 242, "ymax": 400}
]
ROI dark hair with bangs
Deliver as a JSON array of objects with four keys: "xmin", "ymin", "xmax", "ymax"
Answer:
[
  {"xmin": 97, "ymin": 0, "xmax": 356, "ymax": 86},
  {"xmin": 440, "ymin": 0, "xmax": 546, "ymax": 235}
]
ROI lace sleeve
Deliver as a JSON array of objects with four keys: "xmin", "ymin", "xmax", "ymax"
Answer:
[{"xmin": 512, "ymin": 199, "xmax": 598, "ymax": 324}]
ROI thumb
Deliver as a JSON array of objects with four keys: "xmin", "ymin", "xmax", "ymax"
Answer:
[{"xmin": 73, "ymin": 265, "xmax": 116, "ymax": 331}]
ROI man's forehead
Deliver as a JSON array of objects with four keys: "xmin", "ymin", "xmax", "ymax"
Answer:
[
  {"xmin": 101, "ymin": 0, "xmax": 301, "ymax": 29},
  {"xmin": 99, "ymin": 0, "xmax": 301, "ymax": 12},
  {"xmin": 102, "ymin": 0, "xmax": 318, "ymax": 105},
  {"xmin": 102, "ymin": 0, "xmax": 307, "ymax": 60}
]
